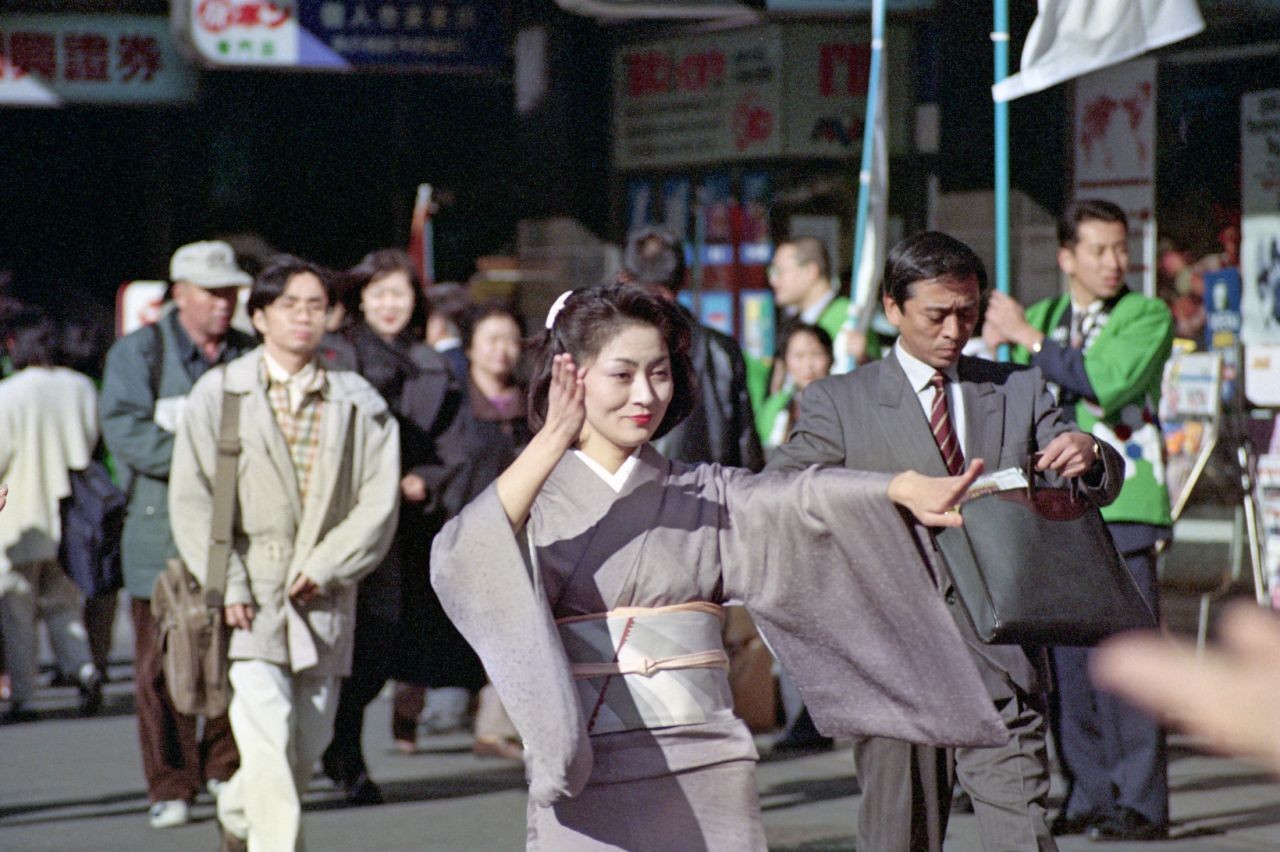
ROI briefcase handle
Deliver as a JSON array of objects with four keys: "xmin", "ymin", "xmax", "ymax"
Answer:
[{"xmin": 1025, "ymin": 452, "xmax": 1082, "ymax": 503}]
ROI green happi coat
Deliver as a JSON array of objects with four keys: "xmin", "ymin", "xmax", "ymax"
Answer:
[{"xmin": 1013, "ymin": 290, "xmax": 1173, "ymax": 527}]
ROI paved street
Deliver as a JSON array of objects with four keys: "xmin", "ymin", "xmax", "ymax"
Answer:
[{"xmin": 3, "ymin": 600, "xmax": 1280, "ymax": 851}]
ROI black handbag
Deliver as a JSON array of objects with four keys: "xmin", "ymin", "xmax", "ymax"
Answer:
[{"xmin": 932, "ymin": 462, "xmax": 1156, "ymax": 647}]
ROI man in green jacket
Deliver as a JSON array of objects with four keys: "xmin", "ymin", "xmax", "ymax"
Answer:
[
  {"xmin": 984, "ymin": 199, "xmax": 1173, "ymax": 842},
  {"xmin": 100, "ymin": 241, "xmax": 255, "ymax": 829}
]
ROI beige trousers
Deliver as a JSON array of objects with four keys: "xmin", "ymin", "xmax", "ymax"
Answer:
[{"xmin": 217, "ymin": 660, "xmax": 337, "ymax": 851}]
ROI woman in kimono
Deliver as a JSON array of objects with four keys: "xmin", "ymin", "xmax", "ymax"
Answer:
[{"xmin": 431, "ymin": 284, "xmax": 1008, "ymax": 850}]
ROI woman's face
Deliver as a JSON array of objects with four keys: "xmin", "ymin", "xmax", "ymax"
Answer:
[
  {"xmin": 579, "ymin": 323, "xmax": 674, "ymax": 455},
  {"xmin": 361, "ymin": 271, "xmax": 416, "ymax": 340},
  {"xmin": 784, "ymin": 330, "xmax": 832, "ymax": 390},
  {"xmin": 468, "ymin": 314, "xmax": 522, "ymax": 384}
]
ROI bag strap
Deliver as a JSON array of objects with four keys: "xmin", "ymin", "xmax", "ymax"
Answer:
[
  {"xmin": 148, "ymin": 320, "xmax": 164, "ymax": 399},
  {"xmin": 203, "ymin": 389, "xmax": 242, "ymax": 608}
]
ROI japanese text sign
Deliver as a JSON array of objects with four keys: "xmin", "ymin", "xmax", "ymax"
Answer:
[
  {"xmin": 175, "ymin": 0, "xmax": 504, "ymax": 71},
  {"xmin": 0, "ymin": 15, "xmax": 195, "ymax": 106}
]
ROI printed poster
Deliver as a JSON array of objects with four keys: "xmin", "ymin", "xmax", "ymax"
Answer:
[
  {"xmin": 1241, "ymin": 89, "xmax": 1280, "ymax": 345},
  {"xmin": 1073, "ymin": 58, "xmax": 1156, "ymax": 293}
]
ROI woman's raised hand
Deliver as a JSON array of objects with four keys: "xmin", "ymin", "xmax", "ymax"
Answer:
[
  {"xmin": 542, "ymin": 353, "xmax": 587, "ymax": 451},
  {"xmin": 887, "ymin": 459, "xmax": 985, "ymax": 528}
]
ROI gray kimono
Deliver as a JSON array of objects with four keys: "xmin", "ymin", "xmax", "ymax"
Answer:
[{"xmin": 430, "ymin": 444, "xmax": 1006, "ymax": 843}]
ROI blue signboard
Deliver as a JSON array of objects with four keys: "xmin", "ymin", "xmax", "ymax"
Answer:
[
  {"xmin": 177, "ymin": 0, "xmax": 504, "ymax": 70},
  {"xmin": 297, "ymin": 0, "xmax": 504, "ymax": 70}
]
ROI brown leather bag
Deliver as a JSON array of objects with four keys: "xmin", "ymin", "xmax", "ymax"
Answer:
[{"xmin": 151, "ymin": 390, "xmax": 240, "ymax": 717}]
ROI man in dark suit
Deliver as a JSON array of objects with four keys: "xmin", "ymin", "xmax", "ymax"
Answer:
[{"xmin": 768, "ymin": 231, "xmax": 1123, "ymax": 851}]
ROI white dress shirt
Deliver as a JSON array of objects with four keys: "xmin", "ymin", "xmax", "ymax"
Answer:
[{"xmin": 894, "ymin": 342, "xmax": 968, "ymax": 458}]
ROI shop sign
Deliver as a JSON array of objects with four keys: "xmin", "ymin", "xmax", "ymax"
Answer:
[
  {"xmin": 175, "ymin": 0, "xmax": 503, "ymax": 71},
  {"xmin": 1072, "ymin": 57, "xmax": 1156, "ymax": 293},
  {"xmin": 0, "ymin": 15, "xmax": 195, "ymax": 106},
  {"xmin": 613, "ymin": 23, "xmax": 910, "ymax": 169},
  {"xmin": 1241, "ymin": 88, "xmax": 1280, "ymax": 345},
  {"xmin": 614, "ymin": 27, "xmax": 784, "ymax": 169},
  {"xmin": 781, "ymin": 22, "xmax": 911, "ymax": 159}
]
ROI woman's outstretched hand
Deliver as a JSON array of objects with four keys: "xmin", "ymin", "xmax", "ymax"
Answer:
[
  {"xmin": 887, "ymin": 459, "xmax": 985, "ymax": 528},
  {"xmin": 542, "ymin": 353, "xmax": 587, "ymax": 452}
]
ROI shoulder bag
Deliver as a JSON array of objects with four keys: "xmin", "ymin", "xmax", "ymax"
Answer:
[{"xmin": 151, "ymin": 389, "xmax": 241, "ymax": 717}]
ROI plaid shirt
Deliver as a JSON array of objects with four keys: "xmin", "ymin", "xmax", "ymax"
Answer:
[{"xmin": 260, "ymin": 355, "xmax": 327, "ymax": 503}]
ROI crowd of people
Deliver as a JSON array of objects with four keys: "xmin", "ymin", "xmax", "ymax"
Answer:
[{"xmin": 0, "ymin": 198, "xmax": 1200, "ymax": 851}]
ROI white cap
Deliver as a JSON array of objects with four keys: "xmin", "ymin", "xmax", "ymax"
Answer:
[{"xmin": 169, "ymin": 240, "xmax": 252, "ymax": 288}]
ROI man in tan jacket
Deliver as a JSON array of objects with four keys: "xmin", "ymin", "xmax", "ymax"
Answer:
[{"xmin": 170, "ymin": 257, "xmax": 400, "ymax": 851}]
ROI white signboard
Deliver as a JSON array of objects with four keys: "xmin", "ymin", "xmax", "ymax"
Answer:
[
  {"xmin": 613, "ymin": 28, "xmax": 784, "ymax": 169},
  {"xmin": 179, "ymin": 0, "xmax": 302, "ymax": 66},
  {"xmin": 1241, "ymin": 89, "xmax": 1280, "ymax": 345},
  {"xmin": 0, "ymin": 15, "xmax": 196, "ymax": 106},
  {"xmin": 1073, "ymin": 58, "xmax": 1157, "ymax": 292},
  {"xmin": 613, "ymin": 23, "xmax": 912, "ymax": 170}
]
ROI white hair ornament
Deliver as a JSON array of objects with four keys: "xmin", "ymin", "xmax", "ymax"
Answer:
[{"xmin": 545, "ymin": 289, "xmax": 574, "ymax": 330}]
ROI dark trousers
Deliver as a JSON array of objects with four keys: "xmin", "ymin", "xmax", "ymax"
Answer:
[
  {"xmin": 322, "ymin": 611, "xmax": 396, "ymax": 784},
  {"xmin": 1050, "ymin": 547, "xmax": 1168, "ymax": 825},
  {"xmin": 131, "ymin": 598, "xmax": 239, "ymax": 802},
  {"xmin": 84, "ymin": 591, "xmax": 118, "ymax": 675}
]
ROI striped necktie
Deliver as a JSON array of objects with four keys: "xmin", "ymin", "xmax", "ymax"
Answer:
[{"xmin": 929, "ymin": 372, "xmax": 964, "ymax": 476}]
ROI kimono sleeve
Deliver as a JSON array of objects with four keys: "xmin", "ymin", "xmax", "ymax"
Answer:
[
  {"xmin": 430, "ymin": 485, "xmax": 592, "ymax": 806},
  {"xmin": 717, "ymin": 466, "xmax": 1008, "ymax": 749}
]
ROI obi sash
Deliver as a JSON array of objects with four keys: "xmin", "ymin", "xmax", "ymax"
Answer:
[{"xmin": 555, "ymin": 602, "xmax": 735, "ymax": 736}]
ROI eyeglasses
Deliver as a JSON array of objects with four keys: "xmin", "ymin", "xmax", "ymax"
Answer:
[{"xmin": 270, "ymin": 297, "xmax": 330, "ymax": 317}]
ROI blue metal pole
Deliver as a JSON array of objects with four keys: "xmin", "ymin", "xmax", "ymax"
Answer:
[
  {"xmin": 850, "ymin": 0, "xmax": 884, "ymax": 309},
  {"xmin": 993, "ymin": 0, "xmax": 1011, "ymax": 361},
  {"xmin": 842, "ymin": 0, "xmax": 885, "ymax": 373}
]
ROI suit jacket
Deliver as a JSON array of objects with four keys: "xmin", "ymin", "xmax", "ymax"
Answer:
[{"xmin": 767, "ymin": 352, "xmax": 1123, "ymax": 696}]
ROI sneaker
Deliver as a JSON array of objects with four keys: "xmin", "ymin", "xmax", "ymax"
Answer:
[
  {"xmin": 206, "ymin": 778, "xmax": 228, "ymax": 800},
  {"xmin": 148, "ymin": 800, "xmax": 190, "ymax": 829},
  {"xmin": 77, "ymin": 666, "xmax": 103, "ymax": 718}
]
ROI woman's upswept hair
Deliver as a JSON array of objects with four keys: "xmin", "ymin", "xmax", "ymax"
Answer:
[{"xmin": 527, "ymin": 283, "xmax": 696, "ymax": 440}]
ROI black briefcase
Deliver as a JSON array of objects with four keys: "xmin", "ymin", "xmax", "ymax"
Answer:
[{"xmin": 933, "ymin": 467, "xmax": 1156, "ymax": 647}]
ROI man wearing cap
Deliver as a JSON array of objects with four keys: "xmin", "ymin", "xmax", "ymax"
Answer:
[{"xmin": 101, "ymin": 240, "xmax": 255, "ymax": 829}]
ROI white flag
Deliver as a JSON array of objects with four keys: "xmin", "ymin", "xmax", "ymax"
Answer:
[{"xmin": 992, "ymin": 0, "xmax": 1204, "ymax": 102}]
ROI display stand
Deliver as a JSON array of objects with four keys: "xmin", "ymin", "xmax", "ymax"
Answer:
[{"xmin": 1159, "ymin": 349, "xmax": 1267, "ymax": 650}]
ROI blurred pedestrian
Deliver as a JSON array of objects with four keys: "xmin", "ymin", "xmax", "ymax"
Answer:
[
  {"xmin": 170, "ymin": 257, "xmax": 400, "ymax": 852},
  {"xmin": 61, "ymin": 316, "xmax": 119, "ymax": 679},
  {"xmin": 425, "ymin": 282, "xmax": 472, "ymax": 380},
  {"xmin": 320, "ymin": 250, "xmax": 470, "ymax": 803},
  {"xmin": 412, "ymin": 300, "xmax": 530, "ymax": 760},
  {"xmin": 755, "ymin": 323, "xmax": 833, "ymax": 454},
  {"xmin": 985, "ymin": 199, "xmax": 1175, "ymax": 841},
  {"xmin": 0, "ymin": 311, "xmax": 102, "ymax": 724},
  {"xmin": 100, "ymin": 240, "xmax": 253, "ymax": 828}
]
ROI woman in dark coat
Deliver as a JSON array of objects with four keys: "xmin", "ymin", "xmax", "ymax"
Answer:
[
  {"xmin": 455, "ymin": 300, "xmax": 533, "ymax": 758},
  {"xmin": 320, "ymin": 250, "xmax": 475, "ymax": 803}
]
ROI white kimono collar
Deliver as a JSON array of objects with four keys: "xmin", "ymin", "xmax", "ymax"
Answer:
[{"xmin": 572, "ymin": 449, "xmax": 641, "ymax": 493}]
